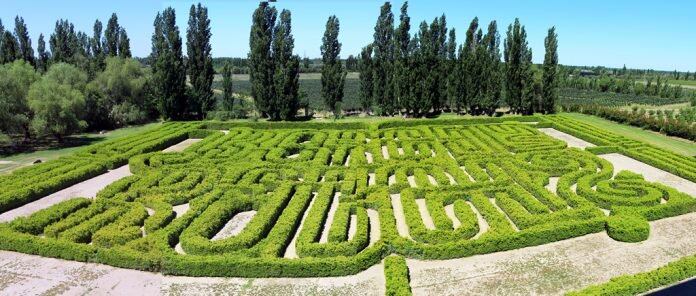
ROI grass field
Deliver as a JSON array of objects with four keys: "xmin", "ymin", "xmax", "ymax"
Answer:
[
  {"xmin": 561, "ymin": 112, "xmax": 696, "ymax": 156},
  {"xmin": 0, "ymin": 122, "xmax": 161, "ymax": 174},
  {"xmin": 0, "ymin": 115, "xmax": 695, "ymax": 294}
]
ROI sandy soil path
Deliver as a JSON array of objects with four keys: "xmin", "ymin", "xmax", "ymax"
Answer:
[
  {"xmin": 390, "ymin": 194, "xmax": 412, "ymax": 240},
  {"xmin": 408, "ymin": 211, "xmax": 696, "ymax": 296},
  {"xmin": 599, "ymin": 153, "xmax": 696, "ymax": 197},
  {"xmin": 320, "ymin": 192, "xmax": 341, "ymax": 243},
  {"xmin": 162, "ymin": 139, "xmax": 202, "ymax": 153},
  {"xmin": 0, "ymin": 250, "xmax": 385, "ymax": 296},
  {"xmin": 537, "ymin": 128, "xmax": 596, "ymax": 149},
  {"xmin": 211, "ymin": 211, "xmax": 257, "ymax": 241},
  {"xmin": 0, "ymin": 165, "xmax": 132, "ymax": 222},
  {"xmin": 284, "ymin": 192, "xmax": 318, "ymax": 259},
  {"xmin": 415, "ymin": 199, "xmax": 436, "ymax": 230}
]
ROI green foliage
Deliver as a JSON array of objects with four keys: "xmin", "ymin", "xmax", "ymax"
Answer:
[
  {"xmin": 541, "ymin": 27, "xmax": 558, "ymax": 114},
  {"xmin": 372, "ymin": 2, "xmax": 395, "ymax": 115},
  {"xmin": 221, "ymin": 62, "xmax": 234, "ymax": 111},
  {"xmin": 151, "ymin": 8, "xmax": 187, "ymax": 120},
  {"xmin": 358, "ymin": 46, "xmax": 374, "ymax": 112},
  {"xmin": 249, "ymin": 2, "xmax": 277, "ymax": 119},
  {"xmin": 186, "ymin": 3, "xmax": 214, "ymax": 118},
  {"xmin": 28, "ymin": 63, "xmax": 88, "ymax": 140},
  {"xmin": 606, "ymin": 214, "xmax": 650, "ymax": 242},
  {"xmin": 272, "ymin": 10, "xmax": 300, "ymax": 121},
  {"xmin": 0, "ymin": 60, "xmax": 39, "ymax": 137},
  {"xmin": 385, "ymin": 256, "xmax": 412, "ymax": 296},
  {"xmin": 321, "ymin": 15, "xmax": 346, "ymax": 115}
]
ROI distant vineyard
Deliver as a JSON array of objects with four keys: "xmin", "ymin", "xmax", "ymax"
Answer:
[
  {"xmin": 559, "ymin": 88, "xmax": 689, "ymax": 107},
  {"xmin": 213, "ymin": 73, "xmax": 363, "ymax": 111}
]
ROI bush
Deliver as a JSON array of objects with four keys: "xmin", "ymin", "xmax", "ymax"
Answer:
[
  {"xmin": 606, "ymin": 214, "xmax": 650, "ymax": 243},
  {"xmin": 384, "ymin": 255, "xmax": 412, "ymax": 296}
]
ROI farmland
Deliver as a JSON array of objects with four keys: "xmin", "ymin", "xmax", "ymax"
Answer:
[{"xmin": 0, "ymin": 115, "xmax": 694, "ymax": 294}]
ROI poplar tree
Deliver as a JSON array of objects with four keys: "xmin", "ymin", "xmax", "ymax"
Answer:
[
  {"xmin": 358, "ymin": 44, "xmax": 374, "ymax": 113},
  {"xmin": 445, "ymin": 28, "xmax": 458, "ymax": 111},
  {"xmin": 393, "ymin": 2, "xmax": 410, "ymax": 113},
  {"xmin": 481, "ymin": 21, "xmax": 501, "ymax": 115},
  {"xmin": 541, "ymin": 26, "xmax": 558, "ymax": 114},
  {"xmin": 0, "ymin": 19, "xmax": 4, "ymax": 61},
  {"xmin": 221, "ymin": 61, "xmax": 234, "ymax": 111},
  {"xmin": 14, "ymin": 16, "xmax": 34, "ymax": 66},
  {"xmin": 118, "ymin": 28, "xmax": 131, "ymax": 58},
  {"xmin": 249, "ymin": 2, "xmax": 276, "ymax": 118},
  {"xmin": 321, "ymin": 15, "xmax": 346, "ymax": 116},
  {"xmin": 459, "ymin": 17, "xmax": 479, "ymax": 112},
  {"xmin": 435, "ymin": 15, "xmax": 448, "ymax": 111},
  {"xmin": 504, "ymin": 18, "xmax": 532, "ymax": 114},
  {"xmin": 373, "ymin": 2, "xmax": 394, "ymax": 115},
  {"xmin": 1, "ymin": 32, "xmax": 18, "ymax": 64},
  {"xmin": 104, "ymin": 13, "xmax": 120, "ymax": 57},
  {"xmin": 273, "ymin": 9, "xmax": 300, "ymax": 120},
  {"xmin": 186, "ymin": 3, "xmax": 214, "ymax": 118},
  {"xmin": 151, "ymin": 8, "xmax": 187, "ymax": 120},
  {"xmin": 36, "ymin": 34, "xmax": 49, "ymax": 72},
  {"xmin": 91, "ymin": 20, "xmax": 105, "ymax": 71}
]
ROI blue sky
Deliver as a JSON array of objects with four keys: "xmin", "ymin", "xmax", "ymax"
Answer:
[{"xmin": 2, "ymin": 0, "xmax": 694, "ymax": 71}]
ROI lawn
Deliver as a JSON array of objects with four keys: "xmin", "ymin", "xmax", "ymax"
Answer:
[
  {"xmin": 560, "ymin": 112, "xmax": 696, "ymax": 156},
  {"xmin": 0, "ymin": 122, "xmax": 162, "ymax": 174}
]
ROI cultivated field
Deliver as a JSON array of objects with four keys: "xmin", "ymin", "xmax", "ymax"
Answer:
[{"xmin": 0, "ymin": 115, "xmax": 695, "ymax": 295}]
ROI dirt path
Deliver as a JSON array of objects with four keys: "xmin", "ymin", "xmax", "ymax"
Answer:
[
  {"xmin": 0, "ymin": 250, "xmax": 385, "ymax": 296},
  {"xmin": 537, "ymin": 128, "xmax": 596, "ymax": 149},
  {"xmin": 415, "ymin": 199, "xmax": 436, "ymax": 230},
  {"xmin": 0, "ymin": 165, "xmax": 132, "ymax": 222},
  {"xmin": 211, "ymin": 211, "xmax": 257, "ymax": 241},
  {"xmin": 162, "ymin": 139, "xmax": 202, "ymax": 153},
  {"xmin": 390, "ymin": 194, "xmax": 412, "ymax": 240},
  {"xmin": 408, "ymin": 211, "xmax": 696, "ymax": 295},
  {"xmin": 320, "ymin": 192, "xmax": 341, "ymax": 243},
  {"xmin": 599, "ymin": 153, "xmax": 696, "ymax": 197},
  {"xmin": 367, "ymin": 209, "xmax": 381, "ymax": 247},
  {"xmin": 284, "ymin": 192, "xmax": 318, "ymax": 259}
]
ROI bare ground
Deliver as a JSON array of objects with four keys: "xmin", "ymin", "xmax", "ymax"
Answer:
[
  {"xmin": 537, "ymin": 128, "xmax": 595, "ymax": 149},
  {"xmin": 599, "ymin": 153, "xmax": 696, "ymax": 197},
  {"xmin": 162, "ymin": 139, "xmax": 202, "ymax": 153},
  {"xmin": 212, "ymin": 211, "xmax": 257, "ymax": 241},
  {"xmin": 0, "ymin": 165, "xmax": 132, "ymax": 223},
  {"xmin": 408, "ymin": 211, "xmax": 696, "ymax": 296}
]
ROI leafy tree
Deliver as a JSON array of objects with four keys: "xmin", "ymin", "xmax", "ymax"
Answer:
[
  {"xmin": 0, "ymin": 18, "xmax": 4, "ymax": 60},
  {"xmin": 28, "ymin": 63, "xmax": 88, "ymax": 141},
  {"xmin": 0, "ymin": 60, "xmax": 39, "ymax": 139},
  {"xmin": 49, "ymin": 19, "xmax": 88, "ymax": 66},
  {"xmin": 445, "ymin": 28, "xmax": 458, "ymax": 111},
  {"xmin": 13, "ymin": 16, "xmax": 34, "ymax": 66},
  {"xmin": 459, "ymin": 17, "xmax": 479, "ymax": 113},
  {"xmin": 248, "ymin": 2, "xmax": 276, "ymax": 118},
  {"xmin": 541, "ymin": 26, "xmax": 558, "ymax": 114},
  {"xmin": 373, "ymin": 2, "xmax": 395, "ymax": 115},
  {"xmin": 273, "ymin": 10, "xmax": 300, "ymax": 120},
  {"xmin": 91, "ymin": 20, "xmax": 104, "ymax": 69},
  {"xmin": 104, "ymin": 13, "xmax": 120, "ymax": 57},
  {"xmin": 1, "ymin": 31, "xmax": 18, "ymax": 64},
  {"xmin": 520, "ymin": 48, "xmax": 535, "ymax": 115},
  {"xmin": 393, "ymin": 2, "xmax": 410, "ymax": 114},
  {"xmin": 151, "ymin": 8, "xmax": 187, "ymax": 120},
  {"xmin": 36, "ymin": 34, "xmax": 49, "ymax": 72},
  {"xmin": 504, "ymin": 18, "xmax": 533, "ymax": 114},
  {"xmin": 358, "ymin": 44, "xmax": 374, "ymax": 112},
  {"xmin": 118, "ymin": 28, "xmax": 131, "ymax": 58},
  {"xmin": 345, "ymin": 55, "xmax": 358, "ymax": 71},
  {"xmin": 321, "ymin": 15, "xmax": 346, "ymax": 116},
  {"xmin": 85, "ymin": 57, "xmax": 151, "ymax": 128},
  {"xmin": 221, "ymin": 61, "xmax": 234, "ymax": 111},
  {"xmin": 186, "ymin": 3, "xmax": 214, "ymax": 118},
  {"xmin": 479, "ymin": 21, "xmax": 502, "ymax": 115}
]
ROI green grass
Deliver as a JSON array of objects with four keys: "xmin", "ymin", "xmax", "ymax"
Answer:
[
  {"xmin": 561, "ymin": 113, "xmax": 696, "ymax": 156},
  {"xmin": 0, "ymin": 122, "xmax": 162, "ymax": 174}
]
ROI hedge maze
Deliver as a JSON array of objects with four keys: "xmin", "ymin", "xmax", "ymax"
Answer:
[{"xmin": 0, "ymin": 116, "xmax": 694, "ymax": 291}]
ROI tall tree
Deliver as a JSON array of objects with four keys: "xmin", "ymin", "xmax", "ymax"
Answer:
[
  {"xmin": 104, "ymin": 13, "xmax": 120, "ymax": 57},
  {"xmin": 358, "ymin": 44, "xmax": 374, "ymax": 113},
  {"xmin": 91, "ymin": 20, "xmax": 105, "ymax": 71},
  {"xmin": 151, "ymin": 8, "xmax": 187, "ymax": 120},
  {"xmin": 445, "ymin": 28, "xmax": 458, "ymax": 111},
  {"xmin": 504, "ymin": 18, "xmax": 532, "ymax": 114},
  {"xmin": 36, "ymin": 34, "xmax": 49, "ymax": 72},
  {"xmin": 520, "ymin": 47, "xmax": 535, "ymax": 115},
  {"xmin": 541, "ymin": 26, "xmax": 558, "ymax": 114},
  {"xmin": 273, "ymin": 9, "xmax": 300, "ymax": 120},
  {"xmin": 393, "ymin": 1, "xmax": 411, "ymax": 114},
  {"xmin": 248, "ymin": 2, "xmax": 276, "ymax": 118},
  {"xmin": 118, "ymin": 28, "xmax": 131, "ymax": 58},
  {"xmin": 1, "ymin": 31, "xmax": 18, "ymax": 64},
  {"xmin": 459, "ymin": 17, "xmax": 479, "ymax": 113},
  {"xmin": 14, "ymin": 16, "xmax": 34, "ymax": 66},
  {"xmin": 373, "ymin": 2, "xmax": 395, "ymax": 115},
  {"xmin": 186, "ymin": 3, "xmax": 214, "ymax": 118},
  {"xmin": 321, "ymin": 15, "xmax": 346, "ymax": 116},
  {"xmin": 481, "ymin": 21, "xmax": 502, "ymax": 115},
  {"xmin": 221, "ymin": 61, "xmax": 234, "ymax": 111},
  {"xmin": 0, "ymin": 19, "xmax": 4, "ymax": 62}
]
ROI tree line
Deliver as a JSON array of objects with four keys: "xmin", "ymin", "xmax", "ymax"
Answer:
[{"xmin": 356, "ymin": 2, "xmax": 559, "ymax": 117}]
